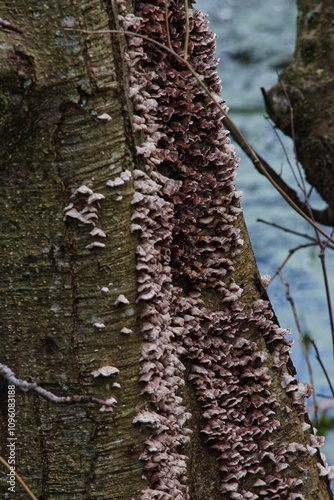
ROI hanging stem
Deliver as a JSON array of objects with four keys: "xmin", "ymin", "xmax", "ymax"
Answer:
[
  {"xmin": 257, "ymin": 219, "xmax": 318, "ymax": 243},
  {"xmin": 309, "ymin": 339, "xmax": 334, "ymax": 398},
  {"xmin": 164, "ymin": 0, "xmax": 172, "ymax": 50},
  {"xmin": 270, "ymin": 242, "xmax": 317, "ymax": 283},
  {"xmin": 183, "ymin": 0, "xmax": 190, "ymax": 59},
  {"xmin": 0, "ymin": 363, "xmax": 115, "ymax": 409},
  {"xmin": 278, "ymin": 271, "xmax": 318, "ymax": 426},
  {"xmin": 318, "ymin": 245, "xmax": 334, "ymax": 353},
  {"xmin": 0, "ymin": 455, "xmax": 39, "ymax": 500}
]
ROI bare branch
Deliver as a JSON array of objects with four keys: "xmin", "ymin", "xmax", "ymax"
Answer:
[
  {"xmin": 309, "ymin": 339, "xmax": 334, "ymax": 399},
  {"xmin": 257, "ymin": 219, "xmax": 318, "ymax": 243},
  {"xmin": 0, "ymin": 363, "xmax": 115, "ymax": 409},
  {"xmin": 277, "ymin": 271, "xmax": 318, "ymax": 426},
  {"xmin": 264, "ymin": 113, "xmax": 302, "ymax": 190},
  {"xmin": 318, "ymin": 245, "xmax": 334, "ymax": 354},
  {"xmin": 184, "ymin": 0, "xmax": 190, "ymax": 60},
  {"xmin": 270, "ymin": 242, "xmax": 317, "ymax": 283},
  {"xmin": 278, "ymin": 76, "xmax": 307, "ymax": 195}
]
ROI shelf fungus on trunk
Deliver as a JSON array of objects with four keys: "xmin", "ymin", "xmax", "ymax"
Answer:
[{"xmin": 117, "ymin": 0, "xmax": 334, "ymax": 498}]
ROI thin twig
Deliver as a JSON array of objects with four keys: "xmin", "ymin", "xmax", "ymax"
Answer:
[
  {"xmin": 264, "ymin": 115, "xmax": 302, "ymax": 191},
  {"xmin": 0, "ymin": 455, "xmax": 39, "ymax": 500},
  {"xmin": 164, "ymin": 0, "xmax": 172, "ymax": 50},
  {"xmin": 270, "ymin": 242, "xmax": 317, "ymax": 283},
  {"xmin": 184, "ymin": 0, "xmax": 190, "ymax": 60},
  {"xmin": 0, "ymin": 363, "xmax": 115, "ymax": 409},
  {"xmin": 64, "ymin": 27, "xmax": 334, "ymax": 243},
  {"xmin": 309, "ymin": 339, "xmax": 334, "ymax": 398},
  {"xmin": 257, "ymin": 219, "xmax": 317, "ymax": 242},
  {"xmin": 314, "ymin": 227, "xmax": 334, "ymax": 353},
  {"xmin": 0, "ymin": 17, "xmax": 23, "ymax": 33},
  {"xmin": 278, "ymin": 75, "xmax": 310, "ymax": 204},
  {"xmin": 277, "ymin": 271, "xmax": 318, "ymax": 426},
  {"xmin": 318, "ymin": 246, "xmax": 334, "ymax": 353}
]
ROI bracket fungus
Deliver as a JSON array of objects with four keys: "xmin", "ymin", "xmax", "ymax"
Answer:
[
  {"xmin": 71, "ymin": 185, "xmax": 93, "ymax": 197},
  {"xmin": 89, "ymin": 227, "xmax": 107, "ymax": 238},
  {"xmin": 99, "ymin": 396, "xmax": 117, "ymax": 412},
  {"xmin": 121, "ymin": 327, "xmax": 133, "ymax": 335},
  {"xmin": 85, "ymin": 241, "xmax": 106, "ymax": 250},
  {"xmin": 96, "ymin": 113, "xmax": 112, "ymax": 122},
  {"xmin": 63, "ymin": 183, "xmax": 107, "ymax": 253},
  {"xmin": 116, "ymin": 0, "xmax": 334, "ymax": 497},
  {"xmin": 91, "ymin": 366, "xmax": 120, "ymax": 378},
  {"xmin": 92, "ymin": 318, "xmax": 106, "ymax": 329},
  {"xmin": 114, "ymin": 294, "xmax": 130, "ymax": 306}
]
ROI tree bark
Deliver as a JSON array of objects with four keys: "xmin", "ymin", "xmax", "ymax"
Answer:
[
  {"xmin": 0, "ymin": 1, "xmax": 333, "ymax": 499},
  {"xmin": 263, "ymin": 0, "xmax": 334, "ymax": 211}
]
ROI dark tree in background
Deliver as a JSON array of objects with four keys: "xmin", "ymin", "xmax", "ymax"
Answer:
[
  {"xmin": 0, "ymin": 1, "xmax": 333, "ymax": 499},
  {"xmin": 265, "ymin": 0, "xmax": 334, "ymax": 213}
]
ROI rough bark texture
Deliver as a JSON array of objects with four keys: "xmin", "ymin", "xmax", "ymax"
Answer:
[
  {"xmin": 0, "ymin": 1, "xmax": 145, "ymax": 498},
  {"xmin": 264, "ymin": 0, "xmax": 334, "ymax": 210},
  {"xmin": 0, "ymin": 1, "xmax": 333, "ymax": 499}
]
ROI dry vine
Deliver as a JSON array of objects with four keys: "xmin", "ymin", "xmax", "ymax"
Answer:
[
  {"xmin": 0, "ymin": 456, "xmax": 38, "ymax": 500},
  {"xmin": 0, "ymin": 363, "xmax": 115, "ymax": 409}
]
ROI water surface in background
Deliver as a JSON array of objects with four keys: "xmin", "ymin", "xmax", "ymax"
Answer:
[{"xmin": 196, "ymin": 0, "xmax": 334, "ymax": 465}]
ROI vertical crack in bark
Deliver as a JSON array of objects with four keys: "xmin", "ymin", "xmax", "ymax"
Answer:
[{"xmin": 104, "ymin": 0, "xmax": 136, "ymax": 154}]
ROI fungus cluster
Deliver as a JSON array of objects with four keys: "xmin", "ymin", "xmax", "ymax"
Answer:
[
  {"xmin": 118, "ymin": 0, "xmax": 334, "ymax": 497},
  {"xmin": 63, "ymin": 184, "xmax": 106, "ymax": 250},
  {"xmin": 91, "ymin": 365, "xmax": 119, "ymax": 377},
  {"xmin": 106, "ymin": 169, "xmax": 132, "ymax": 189},
  {"xmin": 130, "ymin": 168, "xmax": 191, "ymax": 497}
]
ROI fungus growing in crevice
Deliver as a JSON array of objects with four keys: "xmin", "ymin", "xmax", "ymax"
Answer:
[
  {"xmin": 63, "ymin": 184, "xmax": 107, "ymax": 253},
  {"xmin": 92, "ymin": 318, "xmax": 106, "ymax": 329},
  {"xmin": 96, "ymin": 113, "xmax": 112, "ymax": 122},
  {"xmin": 85, "ymin": 242, "xmax": 106, "ymax": 250},
  {"xmin": 121, "ymin": 327, "xmax": 133, "ymax": 335},
  {"xmin": 87, "ymin": 192, "xmax": 105, "ymax": 204},
  {"xmin": 89, "ymin": 227, "xmax": 107, "ymax": 238},
  {"xmin": 106, "ymin": 177, "xmax": 125, "ymax": 188},
  {"xmin": 91, "ymin": 366, "xmax": 120, "ymax": 377},
  {"xmin": 118, "ymin": 0, "xmax": 334, "ymax": 497},
  {"xmin": 99, "ymin": 396, "xmax": 117, "ymax": 412},
  {"xmin": 114, "ymin": 294, "xmax": 130, "ymax": 306}
]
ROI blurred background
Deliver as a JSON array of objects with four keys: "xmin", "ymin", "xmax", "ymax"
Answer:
[{"xmin": 195, "ymin": 0, "xmax": 334, "ymax": 466}]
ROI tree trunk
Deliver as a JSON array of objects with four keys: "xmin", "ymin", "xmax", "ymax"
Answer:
[
  {"xmin": 0, "ymin": 1, "xmax": 333, "ymax": 499},
  {"xmin": 263, "ymin": 0, "xmax": 334, "ymax": 211}
]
